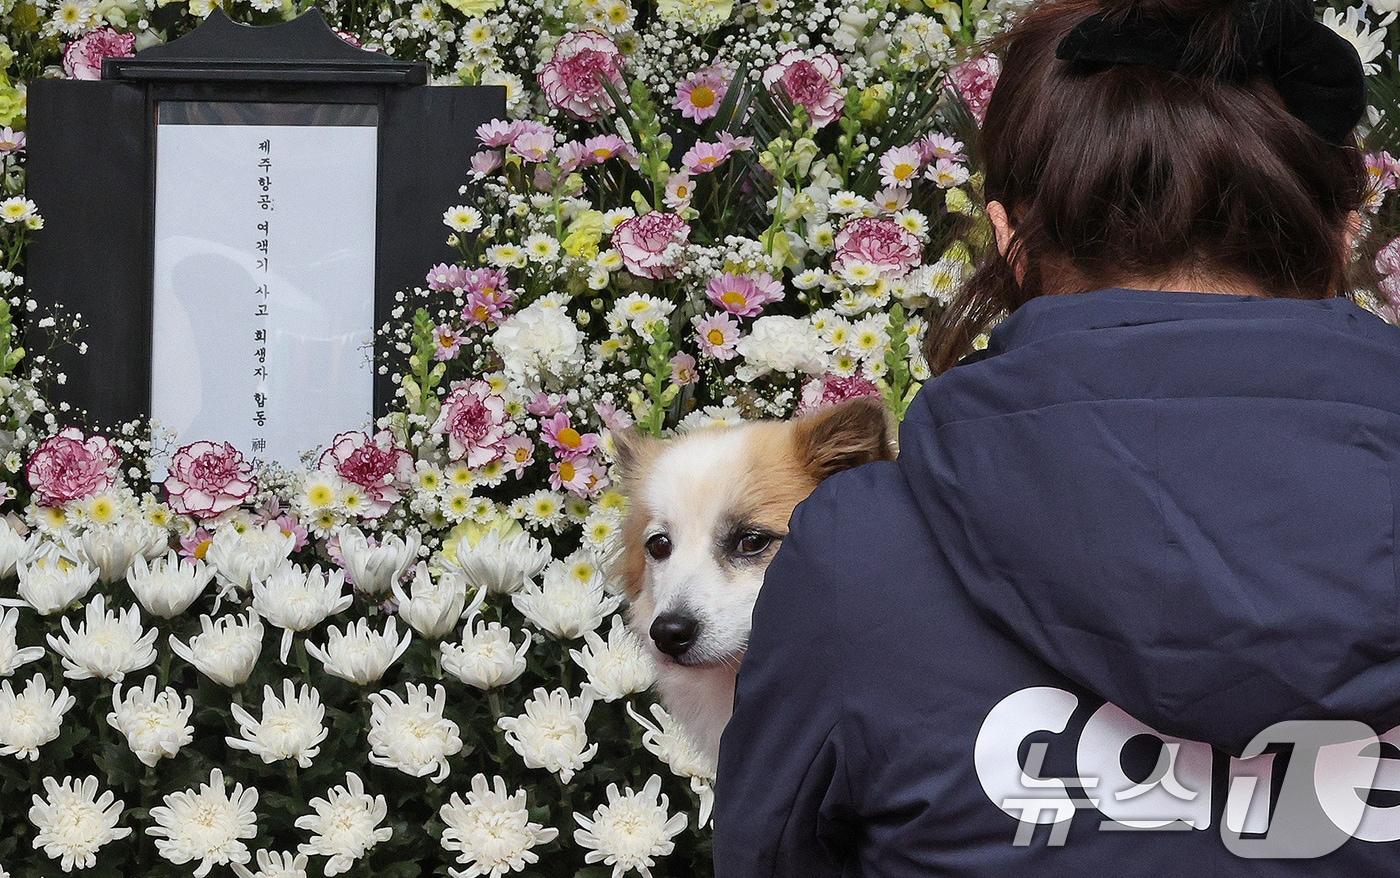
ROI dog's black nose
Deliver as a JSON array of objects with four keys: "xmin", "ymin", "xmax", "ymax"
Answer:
[{"xmin": 650, "ymin": 612, "xmax": 700, "ymax": 657}]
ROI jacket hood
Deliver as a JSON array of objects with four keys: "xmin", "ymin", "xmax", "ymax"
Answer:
[{"xmin": 899, "ymin": 288, "xmax": 1400, "ymax": 754}]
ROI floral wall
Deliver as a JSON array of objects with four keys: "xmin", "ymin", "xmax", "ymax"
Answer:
[{"xmin": 0, "ymin": 0, "xmax": 1396, "ymax": 876}]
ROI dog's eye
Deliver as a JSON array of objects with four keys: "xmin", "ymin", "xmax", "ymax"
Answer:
[
  {"xmin": 734, "ymin": 530, "xmax": 774, "ymax": 557},
  {"xmin": 645, "ymin": 533, "xmax": 672, "ymax": 560}
]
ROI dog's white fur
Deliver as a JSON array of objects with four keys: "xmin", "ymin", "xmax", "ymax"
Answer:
[{"xmin": 613, "ymin": 398, "xmax": 893, "ymax": 763}]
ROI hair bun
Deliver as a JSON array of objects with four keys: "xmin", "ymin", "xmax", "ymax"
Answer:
[{"xmin": 1055, "ymin": 0, "xmax": 1365, "ymax": 143}]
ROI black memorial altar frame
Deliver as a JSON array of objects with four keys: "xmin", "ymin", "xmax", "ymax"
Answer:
[{"xmin": 26, "ymin": 9, "xmax": 504, "ymax": 427}]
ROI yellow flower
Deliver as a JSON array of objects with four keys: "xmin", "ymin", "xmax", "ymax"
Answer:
[
  {"xmin": 441, "ymin": 514, "xmax": 524, "ymax": 563},
  {"xmin": 562, "ymin": 210, "xmax": 605, "ymax": 258},
  {"xmin": 445, "ymin": 0, "xmax": 502, "ymax": 12}
]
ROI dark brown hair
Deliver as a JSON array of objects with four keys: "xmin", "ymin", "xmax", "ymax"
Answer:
[{"xmin": 925, "ymin": 0, "xmax": 1369, "ymax": 373}]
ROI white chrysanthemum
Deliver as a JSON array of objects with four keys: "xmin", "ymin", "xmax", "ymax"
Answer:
[
  {"xmin": 497, "ymin": 687, "xmax": 597, "ymax": 783},
  {"xmin": 392, "ymin": 562, "xmax": 483, "ymax": 640},
  {"xmin": 46, "ymin": 593, "xmax": 157, "ymax": 682},
  {"xmin": 75, "ymin": 519, "xmax": 168, "ymax": 584},
  {"xmin": 226, "ymin": 680, "xmax": 328, "ymax": 769},
  {"xmin": 511, "ymin": 551, "xmax": 622, "ymax": 639},
  {"xmin": 337, "ymin": 526, "xmax": 420, "ymax": 596},
  {"xmin": 0, "ymin": 673, "xmax": 75, "ymax": 760},
  {"xmin": 571, "ymin": 615, "xmax": 657, "ymax": 702},
  {"xmin": 169, "ymin": 610, "xmax": 264, "ymax": 687},
  {"xmin": 205, "ymin": 525, "xmax": 296, "ymax": 597},
  {"xmin": 675, "ymin": 405, "xmax": 745, "ymax": 433},
  {"xmin": 28, "ymin": 775, "xmax": 132, "ymax": 871},
  {"xmin": 126, "ymin": 550, "xmax": 215, "ymax": 618},
  {"xmin": 107, "ymin": 675, "xmax": 194, "ymax": 767},
  {"xmin": 572, "ymin": 775, "xmax": 688, "ymax": 878},
  {"xmin": 146, "ymin": 768, "xmax": 259, "ymax": 878},
  {"xmin": 734, "ymin": 315, "xmax": 831, "ymax": 380},
  {"xmin": 367, "ymin": 682, "xmax": 462, "ymax": 782},
  {"xmin": 252, "ymin": 564, "xmax": 353, "ymax": 662},
  {"xmin": 443, "ymin": 525, "xmax": 551, "ymax": 595},
  {"xmin": 15, "ymin": 549, "xmax": 99, "ymax": 615},
  {"xmin": 305, "ymin": 617, "xmax": 412, "ymax": 685},
  {"xmin": 1323, "ymin": 6, "xmax": 1389, "ymax": 75},
  {"xmin": 232, "ymin": 849, "xmax": 310, "ymax": 878},
  {"xmin": 441, "ymin": 617, "xmax": 531, "ymax": 691},
  {"xmin": 490, "ymin": 295, "xmax": 584, "ymax": 385},
  {"xmin": 0, "ymin": 518, "xmax": 36, "ymax": 579},
  {"xmin": 439, "ymin": 774, "xmax": 559, "ymax": 878},
  {"xmin": 626, "ymin": 702, "xmax": 717, "ymax": 826},
  {"xmin": 294, "ymin": 772, "xmax": 392, "ymax": 877},
  {"xmin": 0, "ymin": 607, "xmax": 44, "ymax": 676}
]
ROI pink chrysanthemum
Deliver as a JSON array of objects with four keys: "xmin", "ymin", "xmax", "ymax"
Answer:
[
  {"xmin": 918, "ymin": 132, "xmax": 964, "ymax": 163},
  {"xmin": 674, "ymin": 68, "xmax": 730, "ymax": 123},
  {"xmin": 500, "ymin": 434, "xmax": 536, "ymax": 478},
  {"xmin": 682, "ymin": 141, "xmax": 735, "ymax": 175},
  {"xmin": 705, "ymin": 271, "xmax": 784, "ymax": 317},
  {"xmin": 670, "ymin": 353, "xmax": 698, "ymax": 386},
  {"xmin": 470, "ymin": 149, "xmax": 504, "ymax": 177},
  {"xmin": 593, "ymin": 401, "xmax": 634, "ymax": 432},
  {"xmin": 549, "ymin": 454, "xmax": 606, "ymax": 497},
  {"xmin": 476, "ymin": 119, "xmax": 518, "ymax": 148},
  {"xmin": 762, "ymin": 49, "xmax": 844, "ymax": 128},
  {"xmin": 880, "ymin": 145, "xmax": 924, "ymax": 189},
  {"xmin": 537, "ymin": 30, "xmax": 626, "ymax": 121},
  {"xmin": 426, "ymin": 263, "xmax": 470, "ymax": 292}
]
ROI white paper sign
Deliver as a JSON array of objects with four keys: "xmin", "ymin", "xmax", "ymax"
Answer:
[{"xmin": 151, "ymin": 109, "xmax": 378, "ymax": 470}]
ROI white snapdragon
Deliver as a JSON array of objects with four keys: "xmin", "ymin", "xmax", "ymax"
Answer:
[
  {"xmin": 367, "ymin": 682, "xmax": 463, "ymax": 782},
  {"xmin": 227, "ymin": 680, "xmax": 328, "ymax": 768},
  {"xmin": 168, "ymin": 610, "xmax": 264, "ymax": 687},
  {"xmin": 126, "ymin": 550, "xmax": 215, "ymax": 618},
  {"xmin": 46, "ymin": 593, "xmax": 158, "ymax": 682},
  {"xmin": 441, "ymin": 617, "xmax": 531, "ymax": 691},
  {"xmin": 107, "ymin": 675, "xmax": 195, "ymax": 767},
  {"xmin": 497, "ymin": 687, "xmax": 597, "ymax": 783}
]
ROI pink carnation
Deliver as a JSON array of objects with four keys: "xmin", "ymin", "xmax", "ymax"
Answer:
[
  {"xmin": 318, "ymin": 430, "xmax": 413, "ymax": 519},
  {"xmin": 164, "ymin": 441, "xmax": 257, "ymax": 520},
  {"xmin": 26, "ymin": 427, "xmax": 119, "ymax": 506},
  {"xmin": 833, "ymin": 216, "xmax": 923, "ymax": 278},
  {"xmin": 538, "ymin": 30, "xmax": 626, "ymax": 121},
  {"xmin": 706, "ymin": 271, "xmax": 784, "ymax": 317},
  {"xmin": 796, "ymin": 374, "xmax": 884, "ymax": 415},
  {"xmin": 62, "ymin": 27, "xmax": 135, "ymax": 81},
  {"xmin": 612, "ymin": 211, "xmax": 691, "ymax": 279},
  {"xmin": 762, "ymin": 49, "xmax": 844, "ymax": 128},
  {"xmin": 432, "ymin": 379, "xmax": 512, "ymax": 466},
  {"xmin": 949, "ymin": 55, "xmax": 1001, "ymax": 125}
]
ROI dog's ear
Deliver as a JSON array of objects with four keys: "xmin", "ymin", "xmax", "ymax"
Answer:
[
  {"xmin": 609, "ymin": 425, "xmax": 658, "ymax": 482},
  {"xmin": 791, "ymin": 397, "xmax": 894, "ymax": 481}
]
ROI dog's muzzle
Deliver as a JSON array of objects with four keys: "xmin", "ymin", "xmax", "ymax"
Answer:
[{"xmin": 650, "ymin": 611, "xmax": 700, "ymax": 658}]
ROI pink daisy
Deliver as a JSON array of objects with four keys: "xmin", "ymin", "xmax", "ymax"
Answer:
[
  {"xmin": 541, "ymin": 412, "xmax": 600, "ymax": 459},
  {"xmin": 674, "ymin": 68, "xmax": 730, "ymax": 122},
  {"xmin": 433, "ymin": 325, "xmax": 463, "ymax": 361},
  {"xmin": 705, "ymin": 271, "xmax": 785, "ymax": 317},
  {"xmin": 549, "ymin": 454, "xmax": 606, "ymax": 497},
  {"xmin": 682, "ymin": 141, "xmax": 733, "ymax": 175},
  {"xmin": 694, "ymin": 312, "xmax": 740, "ymax": 360},
  {"xmin": 426, "ymin": 263, "xmax": 470, "ymax": 292},
  {"xmin": 880, "ymin": 144, "xmax": 923, "ymax": 189},
  {"xmin": 500, "ymin": 433, "xmax": 536, "ymax": 477}
]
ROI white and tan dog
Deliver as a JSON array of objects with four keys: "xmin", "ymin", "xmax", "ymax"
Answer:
[{"xmin": 612, "ymin": 398, "xmax": 894, "ymax": 762}]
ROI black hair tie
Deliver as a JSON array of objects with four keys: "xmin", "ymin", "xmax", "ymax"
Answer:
[{"xmin": 1055, "ymin": 0, "xmax": 1366, "ymax": 144}]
